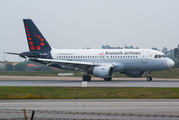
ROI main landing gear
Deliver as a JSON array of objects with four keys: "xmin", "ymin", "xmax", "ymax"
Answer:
[
  {"xmin": 83, "ymin": 75, "xmax": 91, "ymax": 81},
  {"xmin": 147, "ymin": 71, "xmax": 152, "ymax": 81},
  {"xmin": 104, "ymin": 78, "xmax": 112, "ymax": 81}
]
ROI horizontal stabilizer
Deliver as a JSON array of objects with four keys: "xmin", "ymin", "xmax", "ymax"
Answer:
[{"xmin": 6, "ymin": 52, "xmax": 21, "ymax": 55}]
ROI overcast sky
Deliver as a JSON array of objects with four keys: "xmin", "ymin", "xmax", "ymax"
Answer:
[{"xmin": 0, "ymin": 0, "xmax": 179, "ymax": 61}]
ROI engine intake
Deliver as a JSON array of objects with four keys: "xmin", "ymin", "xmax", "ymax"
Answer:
[{"xmin": 93, "ymin": 65, "xmax": 114, "ymax": 78}]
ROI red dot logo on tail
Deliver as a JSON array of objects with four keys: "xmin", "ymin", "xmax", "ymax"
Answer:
[
  {"xmin": 36, "ymin": 46, "xmax": 41, "ymax": 50},
  {"xmin": 30, "ymin": 46, "xmax": 35, "ymax": 51},
  {"xmin": 40, "ymin": 38, "xmax": 44, "ymax": 41},
  {"xmin": 40, "ymin": 42, "xmax": 45, "ymax": 46},
  {"xmin": 28, "ymin": 37, "xmax": 32, "ymax": 40},
  {"xmin": 29, "ymin": 41, "xmax": 33, "ymax": 45}
]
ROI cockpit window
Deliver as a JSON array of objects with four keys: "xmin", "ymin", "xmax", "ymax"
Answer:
[
  {"xmin": 162, "ymin": 55, "xmax": 166, "ymax": 58},
  {"xmin": 154, "ymin": 55, "xmax": 167, "ymax": 58},
  {"xmin": 158, "ymin": 55, "xmax": 162, "ymax": 58}
]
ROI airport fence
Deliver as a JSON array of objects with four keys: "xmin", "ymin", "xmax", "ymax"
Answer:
[{"xmin": 0, "ymin": 109, "xmax": 179, "ymax": 120}]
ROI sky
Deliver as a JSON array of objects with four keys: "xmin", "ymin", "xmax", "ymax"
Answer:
[{"xmin": 0, "ymin": 0, "xmax": 179, "ymax": 61}]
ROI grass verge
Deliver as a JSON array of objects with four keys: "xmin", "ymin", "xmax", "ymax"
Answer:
[
  {"xmin": 0, "ymin": 87, "xmax": 179, "ymax": 99},
  {"xmin": 0, "ymin": 68, "xmax": 179, "ymax": 78}
]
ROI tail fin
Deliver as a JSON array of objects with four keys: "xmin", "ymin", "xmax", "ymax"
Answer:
[{"xmin": 23, "ymin": 19, "xmax": 51, "ymax": 51}]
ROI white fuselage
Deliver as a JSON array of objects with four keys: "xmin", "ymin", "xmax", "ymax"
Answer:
[{"xmin": 51, "ymin": 48, "xmax": 174, "ymax": 72}]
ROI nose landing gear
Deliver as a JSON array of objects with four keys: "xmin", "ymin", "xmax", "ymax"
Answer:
[
  {"xmin": 147, "ymin": 76, "xmax": 152, "ymax": 81},
  {"xmin": 147, "ymin": 71, "xmax": 152, "ymax": 81}
]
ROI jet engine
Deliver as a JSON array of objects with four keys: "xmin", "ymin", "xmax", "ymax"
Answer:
[
  {"xmin": 93, "ymin": 65, "xmax": 114, "ymax": 78},
  {"xmin": 121, "ymin": 71, "xmax": 145, "ymax": 77}
]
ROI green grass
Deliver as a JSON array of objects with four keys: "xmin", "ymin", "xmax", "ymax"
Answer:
[
  {"xmin": 0, "ymin": 71, "xmax": 60, "ymax": 76},
  {"xmin": 0, "ymin": 87, "xmax": 179, "ymax": 99},
  {"xmin": 0, "ymin": 68, "xmax": 179, "ymax": 78},
  {"xmin": 149, "ymin": 69, "xmax": 179, "ymax": 78}
]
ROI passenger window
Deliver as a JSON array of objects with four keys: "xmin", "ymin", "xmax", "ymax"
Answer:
[{"xmin": 154, "ymin": 55, "xmax": 158, "ymax": 58}]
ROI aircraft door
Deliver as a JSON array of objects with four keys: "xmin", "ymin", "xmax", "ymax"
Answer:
[{"xmin": 141, "ymin": 51, "xmax": 148, "ymax": 63}]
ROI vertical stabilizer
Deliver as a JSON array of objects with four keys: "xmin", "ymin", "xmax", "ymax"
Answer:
[{"xmin": 23, "ymin": 19, "xmax": 51, "ymax": 51}]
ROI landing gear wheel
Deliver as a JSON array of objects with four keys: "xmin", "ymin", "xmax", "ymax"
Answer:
[
  {"xmin": 83, "ymin": 75, "xmax": 91, "ymax": 81},
  {"xmin": 104, "ymin": 78, "xmax": 112, "ymax": 81},
  {"xmin": 147, "ymin": 76, "xmax": 152, "ymax": 81}
]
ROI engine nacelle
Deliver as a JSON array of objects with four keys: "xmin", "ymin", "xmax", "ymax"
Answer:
[
  {"xmin": 93, "ymin": 65, "xmax": 114, "ymax": 78},
  {"xmin": 121, "ymin": 71, "xmax": 145, "ymax": 77}
]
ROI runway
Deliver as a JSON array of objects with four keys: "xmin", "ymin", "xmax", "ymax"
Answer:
[
  {"xmin": 1, "ymin": 76, "xmax": 179, "ymax": 119},
  {"xmin": 0, "ymin": 99, "xmax": 179, "ymax": 120},
  {"xmin": 0, "ymin": 76, "xmax": 179, "ymax": 87}
]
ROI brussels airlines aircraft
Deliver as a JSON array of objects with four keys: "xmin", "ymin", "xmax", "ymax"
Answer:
[{"xmin": 7, "ymin": 19, "xmax": 175, "ymax": 81}]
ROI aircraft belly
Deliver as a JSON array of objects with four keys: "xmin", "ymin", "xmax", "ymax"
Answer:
[{"xmin": 124, "ymin": 59, "xmax": 140, "ymax": 71}]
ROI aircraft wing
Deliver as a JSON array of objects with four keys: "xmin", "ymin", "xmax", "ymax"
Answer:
[{"xmin": 29, "ymin": 58, "xmax": 101, "ymax": 70}]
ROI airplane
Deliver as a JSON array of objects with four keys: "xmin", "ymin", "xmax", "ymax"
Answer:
[{"xmin": 7, "ymin": 19, "xmax": 175, "ymax": 81}]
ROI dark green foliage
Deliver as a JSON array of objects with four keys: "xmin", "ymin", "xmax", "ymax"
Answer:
[
  {"xmin": 6, "ymin": 64, "xmax": 14, "ymax": 71},
  {"xmin": 14, "ymin": 63, "xmax": 27, "ymax": 71}
]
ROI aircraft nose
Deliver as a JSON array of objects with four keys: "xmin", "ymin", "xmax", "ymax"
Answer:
[{"xmin": 167, "ymin": 59, "xmax": 175, "ymax": 68}]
